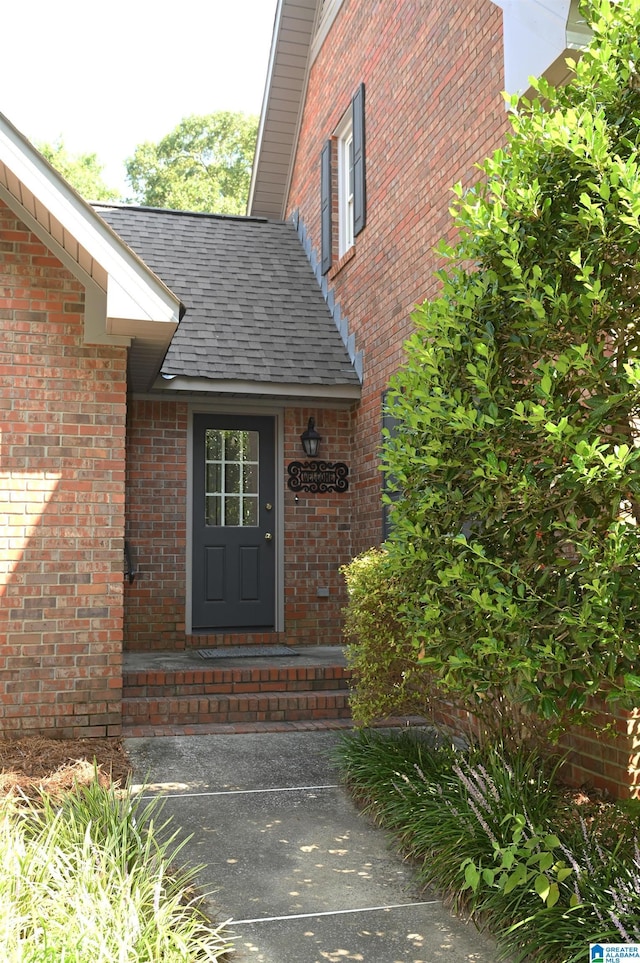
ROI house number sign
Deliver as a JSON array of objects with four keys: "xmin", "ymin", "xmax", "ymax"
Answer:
[{"xmin": 287, "ymin": 461, "xmax": 349, "ymax": 494}]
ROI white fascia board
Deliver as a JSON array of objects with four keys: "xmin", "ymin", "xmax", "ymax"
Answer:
[
  {"xmin": 248, "ymin": 0, "xmax": 318, "ymax": 219},
  {"xmin": 248, "ymin": 0, "xmax": 285, "ymax": 214},
  {"xmin": 491, "ymin": 0, "xmax": 572, "ymax": 96},
  {"xmin": 0, "ymin": 180, "xmax": 129, "ymax": 347},
  {"xmin": 0, "ymin": 113, "xmax": 181, "ymax": 328},
  {"xmin": 154, "ymin": 375, "xmax": 361, "ymax": 400}
]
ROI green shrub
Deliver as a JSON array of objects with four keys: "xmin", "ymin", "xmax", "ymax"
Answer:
[
  {"xmin": 358, "ymin": 0, "xmax": 640, "ymax": 729},
  {"xmin": 342, "ymin": 548, "xmax": 440, "ymax": 724}
]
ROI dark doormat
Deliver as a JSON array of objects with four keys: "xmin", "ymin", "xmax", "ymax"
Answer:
[{"xmin": 197, "ymin": 645, "xmax": 299, "ymax": 659}]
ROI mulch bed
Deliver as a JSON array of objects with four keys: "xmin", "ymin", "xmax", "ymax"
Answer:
[{"xmin": 0, "ymin": 737, "xmax": 133, "ymax": 802}]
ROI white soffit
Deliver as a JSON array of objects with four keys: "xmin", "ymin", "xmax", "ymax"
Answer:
[
  {"xmin": 0, "ymin": 112, "xmax": 181, "ymax": 332},
  {"xmin": 154, "ymin": 375, "xmax": 361, "ymax": 401},
  {"xmin": 248, "ymin": 0, "xmax": 319, "ymax": 219},
  {"xmin": 492, "ymin": 0, "xmax": 592, "ymax": 97}
]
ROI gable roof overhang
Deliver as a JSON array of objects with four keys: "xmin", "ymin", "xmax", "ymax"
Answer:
[
  {"xmin": 491, "ymin": 0, "xmax": 592, "ymax": 99},
  {"xmin": 249, "ymin": 0, "xmax": 593, "ymax": 221},
  {"xmin": 248, "ymin": 0, "xmax": 321, "ymax": 220},
  {"xmin": 154, "ymin": 375, "xmax": 361, "ymax": 403},
  {"xmin": 0, "ymin": 113, "xmax": 183, "ymax": 392},
  {"xmin": 95, "ymin": 204, "xmax": 361, "ymax": 402}
]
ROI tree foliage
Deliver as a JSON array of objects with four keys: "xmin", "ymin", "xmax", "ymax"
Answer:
[
  {"xmin": 125, "ymin": 112, "xmax": 258, "ymax": 214},
  {"xmin": 38, "ymin": 140, "xmax": 120, "ymax": 201},
  {"xmin": 347, "ymin": 0, "xmax": 640, "ymax": 730}
]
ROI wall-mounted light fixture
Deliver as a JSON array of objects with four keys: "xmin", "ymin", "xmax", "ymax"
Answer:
[{"xmin": 300, "ymin": 417, "xmax": 322, "ymax": 458}]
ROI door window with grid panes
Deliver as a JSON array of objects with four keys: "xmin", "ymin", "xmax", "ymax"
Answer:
[{"xmin": 204, "ymin": 429, "xmax": 259, "ymax": 527}]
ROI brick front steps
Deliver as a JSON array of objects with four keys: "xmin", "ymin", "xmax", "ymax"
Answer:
[{"xmin": 122, "ymin": 645, "xmax": 353, "ymax": 732}]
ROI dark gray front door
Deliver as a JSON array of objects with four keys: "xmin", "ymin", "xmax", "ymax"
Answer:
[{"xmin": 192, "ymin": 414, "xmax": 276, "ymax": 631}]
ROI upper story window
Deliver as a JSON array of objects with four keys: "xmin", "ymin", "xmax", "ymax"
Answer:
[
  {"xmin": 321, "ymin": 83, "xmax": 366, "ymax": 275},
  {"xmin": 311, "ymin": 0, "xmax": 346, "ymax": 63},
  {"xmin": 336, "ymin": 110, "xmax": 354, "ymax": 257}
]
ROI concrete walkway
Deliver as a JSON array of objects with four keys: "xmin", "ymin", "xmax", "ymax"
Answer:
[{"xmin": 125, "ymin": 730, "xmax": 503, "ymax": 963}]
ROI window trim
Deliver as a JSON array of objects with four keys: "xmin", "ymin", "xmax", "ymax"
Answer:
[
  {"xmin": 335, "ymin": 110, "xmax": 354, "ymax": 258},
  {"xmin": 320, "ymin": 83, "xmax": 366, "ymax": 276},
  {"xmin": 311, "ymin": 0, "xmax": 347, "ymax": 64}
]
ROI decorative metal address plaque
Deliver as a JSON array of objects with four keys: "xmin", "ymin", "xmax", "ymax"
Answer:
[{"xmin": 287, "ymin": 461, "xmax": 349, "ymax": 494}]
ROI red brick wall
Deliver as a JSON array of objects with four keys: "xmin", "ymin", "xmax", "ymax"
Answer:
[
  {"xmin": 560, "ymin": 706, "xmax": 640, "ymax": 800},
  {"xmin": 0, "ymin": 201, "xmax": 126, "ymax": 737},
  {"xmin": 124, "ymin": 401, "xmax": 354, "ymax": 650},
  {"xmin": 124, "ymin": 399, "xmax": 189, "ymax": 648},
  {"xmin": 431, "ymin": 698, "xmax": 640, "ymax": 800},
  {"xmin": 282, "ymin": 406, "xmax": 354, "ymax": 646},
  {"xmin": 287, "ymin": 0, "xmax": 508, "ymax": 554}
]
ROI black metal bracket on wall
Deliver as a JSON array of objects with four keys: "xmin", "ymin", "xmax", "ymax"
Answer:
[{"xmin": 124, "ymin": 540, "xmax": 137, "ymax": 584}]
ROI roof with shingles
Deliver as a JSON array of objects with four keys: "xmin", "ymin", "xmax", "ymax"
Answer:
[{"xmin": 94, "ymin": 204, "xmax": 360, "ymax": 389}]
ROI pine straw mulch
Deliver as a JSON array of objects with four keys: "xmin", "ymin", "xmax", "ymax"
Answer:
[{"xmin": 0, "ymin": 737, "xmax": 133, "ymax": 803}]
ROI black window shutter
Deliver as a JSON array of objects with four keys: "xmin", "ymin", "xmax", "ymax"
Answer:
[
  {"xmin": 321, "ymin": 139, "xmax": 332, "ymax": 274},
  {"xmin": 352, "ymin": 82, "xmax": 366, "ymax": 236},
  {"xmin": 381, "ymin": 389, "xmax": 401, "ymax": 539}
]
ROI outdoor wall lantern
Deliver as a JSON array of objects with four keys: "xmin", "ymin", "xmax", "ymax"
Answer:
[{"xmin": 300, "ymin": 417, "xmax": 322, "ymax": 457}]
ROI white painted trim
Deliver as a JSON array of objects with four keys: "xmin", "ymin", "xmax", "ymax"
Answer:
[
  {"xmin": 0, "ymin": 113, "xmax": 182, "ymax": 328},
  {"xmin": 247, "ymin": 0, "xmax": 292, "ymax": 217},
  {"xmin": 490, "ymin": 0, "xmax": 591, "ymax": 98},
  {"xmin": 0, "ymin": 182, "xmax": 130, "ymax": 347},
  {"xmin": 132, "ymin": 392, "xmax": 357, "ymax": 413},
  {"xmin": 335, "ymin": 109, "xmax": 354, "ymax": 258},
  {"xmin": 310, "ymin": 0, "xmax": 345, "ymax": 63},
  {"xmin": 247, "ymin": 0, "xmax": 320, "ymax": 220},
  {"xmin": 154, "ymin": 376, "xmax": 361, "ymax": 401}
]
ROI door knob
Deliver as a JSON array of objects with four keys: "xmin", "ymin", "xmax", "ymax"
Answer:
[{"xmin": 265, "ymin": 532, "xmax": 273, "ymax": 541}]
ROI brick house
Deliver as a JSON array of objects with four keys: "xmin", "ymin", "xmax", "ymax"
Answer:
[
  {"xmin": 1, "ymin": 0, "xmax": 637, "ymax": 796},
  {"xmin": 247, "ymin": 0, "xmax": 637, "ymax": 797},
  {"xmin": 1, "ymin": 112, "xmax": 360, "ymax": 738}
]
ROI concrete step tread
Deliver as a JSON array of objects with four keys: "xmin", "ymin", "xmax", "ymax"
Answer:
[
  {"xmin": 124, "ymin": 689, "xmax": 350, "ymax": 707},
  {"xmin": 124, "ymin": 666, "xmax": 351, "ymax": 684}
]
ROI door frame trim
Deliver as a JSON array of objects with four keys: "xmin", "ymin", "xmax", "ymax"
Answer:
[{"xmin": 186, "ymin": 403, "xmax": 284, "ymax": 635}]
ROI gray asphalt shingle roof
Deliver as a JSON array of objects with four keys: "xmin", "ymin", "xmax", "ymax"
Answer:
[{"xmin": 94, "ymin": 205, "xmax": 359, "ymax": 389}]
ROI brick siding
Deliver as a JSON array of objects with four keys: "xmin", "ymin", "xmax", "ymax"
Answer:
[
  {"xmin": 124, "ymin": 400, "xmax": 354, "ymax": 650},
  {"xmin": 283, "ymin": 0, "xmax": 639, "ymax": 798},
  {"xmin": 287, "ymin": 0, "xmax": 508, "ymax": 555},
  {"xmin": 0, "ymin": 200, "xmax": 126, "ymax": 737}
]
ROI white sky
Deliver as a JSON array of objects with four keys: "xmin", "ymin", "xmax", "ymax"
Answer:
[{"xmin": 3, "ymin": 0, "xmax": 279, "ymax": 194}]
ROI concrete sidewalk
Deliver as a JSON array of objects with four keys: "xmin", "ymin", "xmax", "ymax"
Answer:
[{"xmin": 125, "ymin": 730, "xmax": 503, "ymax": 963}]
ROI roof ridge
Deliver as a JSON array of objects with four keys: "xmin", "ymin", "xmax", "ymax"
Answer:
[{"xmin": 93, "ymin": 202, "xmax": 269, "ymax": 224}]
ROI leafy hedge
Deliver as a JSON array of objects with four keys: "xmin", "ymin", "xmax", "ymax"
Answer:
[{"xmin": 345, "ymin": 0, "xmax": 640, "ymax": 732}]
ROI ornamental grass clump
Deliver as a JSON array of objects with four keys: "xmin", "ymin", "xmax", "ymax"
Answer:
[
  {"xmin": 334, "ymin": 729, "xmax": 561, "ymax": 908},
  {"xmin": 0, "ymin": 775, "xmax": 232, "ymax": 962},
  {"xmin": 503, "ymin": 821, "xmax": 640, "ymax": 963},
  {"xmin": 335, "ymin": 728, "xmax": 640, "ymax": 963}
]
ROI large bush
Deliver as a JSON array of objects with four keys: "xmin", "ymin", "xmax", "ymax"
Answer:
[
  {"xmin": 342, "ymin": 548, "xmax": 440, "ymax": 724},
  {"xmin": 349, "ymin": 0, "xmax": 640, "ymax": 728}
]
